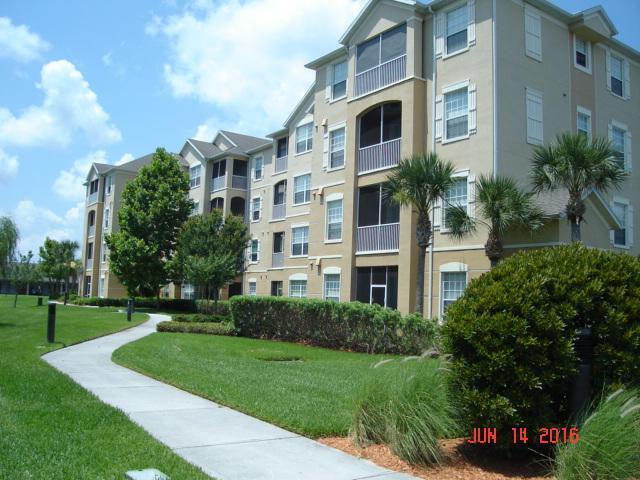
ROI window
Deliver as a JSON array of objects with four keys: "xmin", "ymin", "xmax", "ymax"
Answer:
[
  {"xmin": 441, "ymin": 271, "xmax": 467, "ymax": 314},
  {"xmin": 526, "ymin": 88, "xmax": 543, "ymax": 145},
  {"xmin": 289, "ymin": 280, "xmax": 307, "ymax": 298},
  {"xmin": 105, "ymin": 175, "xmax": 112, "ymax": 195},
  {"xmin": 359, "ymin": 103, "xmax": 401, "ymax": 148},
  {"xmin": 212, "ymin": 159, "xmax": 226, "ymax": 179},
  {"xmin": 87, "ymin": 242, "xmax": 93, "ymax": 260},
  {"xmin": 524, "ymin": 7, "xmax": 542, "ymax": 61},
  {"xmin": 254, "ymin": 156, "xmax": 263, "ymax": 180},
  {"xmin": 88, "ymin": 210, "xmax": 95, "ymax": 228},
  {"xmin": 443, "ymin": 177, "xmax": 468, "ymax": 228},
  {"xmin": 101, "ymin": 239, "xmax": 107, "ymax": 263},
  {"xmin": 331, "ymin": 61, "xmax": 347, "ymax": 100},
  {"xmin": 277, "ymin": 137, "xmax": 288, "ymax": 158},
  {"xmin": 574, "ymin": 36, "xmax": 591, "ymax": 72},
  {"xmin": 577, "ymin": 108, "xmax": 591, "ymax": 141},
  {"xmin": 610, "ymin": 54, "xmax": 624, "ymax": 97},
  {"xmin": 324, "ymin": 274, "xmax": 341, "ymax": 301},
  {"xmin": 248, "ymin": 281, "xmax": 257, "ymax": 296},
  {"xmin": 274, "ymin": 180, "xmax": 287, "ymax": 205},
  {"xmin": 356, "ymin": 266, "xmax": 398, "ymax": 309},
  {"xmin": 612, "ymin": 200, "xmax": 633, "ymax": 249},
  {"xmin": 98, "ymin": 277, "xmax": 105, "ymax": 299},
  {"xmin": 293, "ymin": 174, "xmax": 311, "ymax": 204},
  {"xmin": 251, "ymin": 197, "xmax": 261, "ymax": 221},
  {"xmin": 104, "ymin": 208, "xmax": 110, "ymax": 229},
  {"xmin": 356, "ymin": 24, "xmax": 406, "ymax": 74},
  {"xmin": 444, "ymin": 87, "xmax": 468, "ymax": 141},
  {"xmin": 357, "ymin": 184, "xmax": 400, "ymax": 227},
  {"xmin": 273, "ymin": 232, "xmax": 285, "ymax": 254},
  {"xmin": 329, "ymin": 128, "xmax": 345, "ymax": 169},
  {"xmin": 610, "ymin": 124, "xmax": 627, "ymax": 169},
  {"xmin": 88, "ymin": 179, "xmax": 99, "ymax": 195},
  {"xmin": 446, "ymin": 5, "xmax": 468, "ymax": 55},
  {"xmin": 250, "ymin": 239, "xmax": 259, "ymax": 262},
  {"xmin": 326, "ymin": 199, "xmax": 343, "ymax": 241},
  {"xmin": 211, "ymin": 197, "xmax": 224, "ymax": 212},
  {"xmin": 291, "ymin": 226, "xmax": 309, "ymax": 256},
  {"xmin": 181, "ymin": 283, "xmax": 195, "ymax": 300},
  {"xmin": 189, "ymin": 165, "xmax": 201, "ymax": 188},
  {"xmin": 296, "ymin": 123, "xmax": 313, "ymax": 154},
  {"xmin": 271, "ymin": 281, "xmax": 283, "ymax": 297},
  {"xmin": 84, "ymin": 276, "xmax": 91, "ymax": 297},
  {"xmin": 191, "ymin": 201, "xmax": 199, "ymax": 216}
]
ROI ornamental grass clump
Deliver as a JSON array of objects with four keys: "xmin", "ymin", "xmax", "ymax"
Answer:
[
  {"xmin": 554, "ymin": 388, "xmax": 640, "ymax": 480},
  {"xmin": 351, "ymin": 357, "xmax": 458, "ymax": 466}
]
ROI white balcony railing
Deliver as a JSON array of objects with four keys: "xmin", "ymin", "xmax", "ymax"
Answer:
[
  {"xmin": 85, "ymin": 258, "xmax": 93, "ymax": 270},
  {"xmin": 88, "ymin": 225, "xmax": 96, "ymax": 237},
  {"xmin": 272, "ymin": 252, "xmax": 284, "ymax": 268},
  {"xmin": 86, "ymin": 192, "xmax": 98, "ymax": 205},
  {"xmin": 272, "ymin": 203, "xmax": 286, "ymax": 220},
  {"xmin": 211, "ymin": 176, "xmax": 225, "ymax": 192},
  {"xmin": 358, "ymin": 138, "xmax": 401, "ymax": 174},
  {"xmin": 354, "ymin": 55, "xmax": 407, "ymax": 98},
  {"xmin": 231, "ymin": 175, "xmax": 247, "ymax": 189},
  {"xmin": 275, "ymin": 155, "xmax": 288, "ymax": 174},
  {"xmin": 356, "ymin": 223, "xmax": 400, "ymax": 253}
]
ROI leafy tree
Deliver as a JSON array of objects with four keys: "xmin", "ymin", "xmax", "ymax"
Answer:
[
  {"xmin": 39, "ymin": 238, "xmax": 79, "ymax": 297},
  {"xmin": 386, "ymin": 153, "xmax": 456, "ymax": 315},
  {"xmin": 9, "ymin": 251, "xmax": 39, "ymax": 307},
  {"xmin": 531, "ymin": 133, "xmax": 627, "ymax": 242},
  {"xmin": 0, "ymin": 216, "xmax": 19, "ymax": 276},
  {"xmin": 445, "ymin": 175, "xmax": 546, "ymax": 267},
  {"xmin": 106, "ymin": 148, "xmax": 192, "ymax": 298},
  {"xmin": 172, "ymin": 210, "xmax": 249, "ymax": 303}
]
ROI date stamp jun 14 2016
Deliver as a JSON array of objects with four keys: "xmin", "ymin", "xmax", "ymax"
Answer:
[{"xmin": 467, "ymin": 427, "xmax": 580, "ymax": 445}]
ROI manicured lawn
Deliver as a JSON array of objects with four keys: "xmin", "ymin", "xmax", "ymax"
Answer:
[
  {"xmin": 0, "ymin": 295, "xmax": 209, "ymax": 479},
  {"xmin": 114, "ymin": 332, "xmax": 435, "ymax": 438}
]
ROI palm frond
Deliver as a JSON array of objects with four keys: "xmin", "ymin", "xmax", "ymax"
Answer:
[{"xmin": 444, "ymin": 205, "xmax": 477, "ymax": 239}]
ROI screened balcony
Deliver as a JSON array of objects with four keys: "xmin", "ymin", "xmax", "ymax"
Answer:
[
  {"xmin": 275, "ymin": 137, "xmax": 288, "ymax": 174},
  {"xmin": 210, "ymin": 159, "xmax": 226, "ymax": 192},
  {"xmin": 358, "ymin": 103, "xmax": 402, "ymax": 174},
  {"xmin": 272, "ymin": 232, "xmax": 285, "ymax": 268},
  {"xmin": 231, "ymin": 160, "xmax": 248, "ymax": 189},
  {"xmin": 272, "ymin": 180, "xmax": 287, "ymax": 220},
  {"xmin": 356, "ymin": 183, "xmax": 400, "ymax": 253}
]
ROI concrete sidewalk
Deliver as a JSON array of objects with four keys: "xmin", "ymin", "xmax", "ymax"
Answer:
[{"xmin": 42, "ymin": 314, "xmax": 416, "ymax": 480}]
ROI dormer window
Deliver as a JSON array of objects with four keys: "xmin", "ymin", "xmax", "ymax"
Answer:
[
  {"xmin": 331, "ymin": 61, "xmax": 347, "ymax": 100},
  {"xmin": 610, "ymin": 54, "xmax": 624, "ymax": 97},
  {"xmin": 574, "ymin": 36, "xmax": 591, "ymax": 73},
  {"xmin": 295, "ymin": 123, "xmax": 313, "ymax": 154}
]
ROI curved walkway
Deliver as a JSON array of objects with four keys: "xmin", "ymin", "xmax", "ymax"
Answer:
[{"xmin": 43, "ymin": 314, "xmax": 415, "ymax": 480}]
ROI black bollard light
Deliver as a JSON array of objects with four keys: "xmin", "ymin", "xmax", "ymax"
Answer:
[
  {"xmin": 127, "ymin": 298, "xmax": 134, "ymax": 322},
  {"xmin": 570, "ymin": 327, "xmax": 594, "ymax": 417},
  {"xmin": 64, "ymin": 291, "xmax": 69, "ymax": 306},
  {"xmin": 37, "ymin": 297, "xmax": 43, "ymax": 306},
  {"xmin": 47, "ymin": 302, "xmax": 56, "ymax": 343}
]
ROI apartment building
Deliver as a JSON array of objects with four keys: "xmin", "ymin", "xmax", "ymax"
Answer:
[{"xmin": 81, "ymin": 0, "xmax": 638, "ymax": 317}]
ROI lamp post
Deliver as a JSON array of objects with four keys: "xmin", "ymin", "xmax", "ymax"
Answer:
[{"xmin": 64, "ymin": 261, "xmax": 76, "ymax": 305}]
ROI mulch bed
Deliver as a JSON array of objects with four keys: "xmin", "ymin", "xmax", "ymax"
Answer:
[{"xmin": 319, "ymin": 437, "xmax": 552, "ymax": 480}]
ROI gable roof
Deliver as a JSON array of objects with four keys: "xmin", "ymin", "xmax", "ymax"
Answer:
[
  {"xmin": 267, "ymin": 84, "xmax": 316, "ymax": 138},
  {"xmin": 219, "ymin": 130, "xmax": 271, "ymax": 152},
  {"xmin": 188, "ymin": 139, "xmax": 223, "ymax": 159}
]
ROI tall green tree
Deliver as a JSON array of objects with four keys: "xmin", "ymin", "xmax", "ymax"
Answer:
[
  {"xmin": 39, "ymin": 238, "xmax": 79, "ymax": 296},
  {"xmin": 0, "ymin": 216, "xmax": 19, "ymax": 276},
  {"xmin": 106, "ymin": 148, "xmax": 193, "ymax": 298},
  {"xmin": 445, "ymin": 175, "xmax": 546, "ymax": 267},
  {"xmin": 386, "ymin": 153, "xmax": 456, "ymax": 315},
  {"xmin": 9, "ymin": 251, "xmax": 39, "ymax": 307},
  {"xmin": 531, "ymin": 133, "xmax": 627, "ymax": 242},
  {"xmin": 171, "ymin": 210, "xmax": 249, "ymax": 303}
]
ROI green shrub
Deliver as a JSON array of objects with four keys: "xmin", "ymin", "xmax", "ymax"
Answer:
[
  {"xmin": 555, "ymin": 388, "xmax": 640, "ymax": 479},
  {"xmin": 72, "ymin": 297, "xmax": 196, "ymax": 312},
  {"xmin": 172, "ymin": 313, "xmax": 229, "ymax": 323},
  {"xmin": 156, "ymin": 321, "xmax": 236, "ymax": 336},
  {"xmin": 442, "ymin": 244, "xmax": 640, "ymax": 448},
  {"xmin": 195, "ymin": 299, "xmax": 230, "ymax": 316},
  {"xmin": 352, "ymin": 359, "xmax": 458, "ymax": 466},
  {"xmin": 229, "ymin": 296, "xmax": 437, "ymax": 354}
]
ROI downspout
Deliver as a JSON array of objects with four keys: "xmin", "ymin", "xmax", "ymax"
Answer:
[
  {"xmin": 428, "ymin": 4, "xmax": 436, "ymax": 319},
  {"xmin": 492, "ymin": 0, "xmax": 498, "ymax": 178}
]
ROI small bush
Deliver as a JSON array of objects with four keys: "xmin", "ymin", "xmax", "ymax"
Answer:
[
  {"xmin": 443, "ymin": 244, "xmax": 640, "ymax": 449},
  {"xmin": 195, "ymin": 299, "xmax": 230, "ymax": 316},
  {"xmin": 554, "ymin": 388, "xmax": 640, "ymax": 479},
  {"xmin": 172, "ymin": 313, "xmax": 229, "ymax": 323},
  {"xmin": 352, "ymin": 359, "xmax": 458, "ymax": 466},
  {"xmin": 72, "ymin": 297, "xmax": 196, "ymax": 312},
  {"xmin": 229, "ymin": 296, "xmax": 438, "ymax": 354},
  {"xmin": 156, "ymin": 321, "xmax": 235, "ymax": 336}
]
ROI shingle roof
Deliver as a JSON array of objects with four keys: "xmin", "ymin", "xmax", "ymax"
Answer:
[
  {"xmin": 533, "ymin": 190, "xmax": 568, "ymax": 217},
  {"xmin": 188, "ymin": 139, "xmax": 223, "ymax": 159},
  {"xmin": 219, "ymin": 130, "xmax": 271, "ymax": 152}
]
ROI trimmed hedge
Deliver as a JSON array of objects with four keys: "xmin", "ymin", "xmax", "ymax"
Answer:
[
  {"xmin": 72, "ymin": 297, "xmax": 196, "ymax": 312},
  {"xmin": 195, "ymin": 299, "xmax": 230, "ymax": 316},
  {"xmin": 229, "ymin": 296, "xmax": 437, "ymax": 354},
  {"xmin": 156, "ymin": 321, "xmax": 235, "ymax": 336},
  {"xmin": 172, "ymin": 313, "xmax": 230, "ymax": 323},
  {"xmin": 442, "ymin": 244, "xmax": 640, "ymax": 449}
]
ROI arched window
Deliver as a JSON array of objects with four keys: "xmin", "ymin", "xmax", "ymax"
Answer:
[
  {"xmin": 274, "ymin": 180, "xmax": 287, "ymax": 206},
  {"xmin": 210, "ymin": 197, "xmax": 224, "ymax": 212},
  {"xmin": 359, "ymin": 102, "xmax": 401, "ymax": 148}
]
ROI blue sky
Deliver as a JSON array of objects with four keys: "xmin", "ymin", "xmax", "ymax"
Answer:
[{"xmin": 0, "ymin": 0, "xmax": 638, "ymax": 256}]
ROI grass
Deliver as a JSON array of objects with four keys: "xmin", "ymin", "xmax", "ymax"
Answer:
[
  {"xmin": 113, "ymin": 332, "xmax": 437, "ymax": 438},
  {"xmin": 0, "ymin": 295, "xmax": 210, "ymax": 479}
]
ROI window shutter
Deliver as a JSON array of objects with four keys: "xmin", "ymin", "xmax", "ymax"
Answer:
[
  {"xmin": 605, "ymin": 48, "xmax": 612, "ymax": 91},
  {"xmin": 322, "ymin": 132, "xmax": 329, "ymax": 169},
  {"xmin": 433, "ymin": 197, "xmax": 442, "ymax": 228},
  {"xmin": 610, "ymin": 200, "xmax": 615, "ymax": 245},
  {"xmin": 259, "ymin": 197, "xmax": 263, "ymax": 219},
  {"xmin": 524, "ymin": 7, "xmax": 542, "ymax": 61},
  {"xmin": 629, "ymin": 205, "xmax": 634, "ymax": 248},
  {"xmin": 624, "ymin": 59, "xmax": 631, "ymax": 100},
  {"xmin": 468, "ymin": 83, "xmax": 477, "ymax": 133},
  {"xmin": 435, "ymin": 12, "xmax": 444, "ymax": 58},
  {"xmin": 467, "ymin": 0, "xmax": 476, "ymax": 45},
  {"xmin": 257, "ymin": 239, "xmax": 261, "ymax": 262},
  {"xmin": 626, "ymin": 130, "xmax": 633, "ymax": 172},
  {"xmin": 325, "ymin": 66, "xmax": 332, "ymax": 101},
  {"xmin": 435, "ymin": 95, "xmax": 443, "ymax": 142},
  {"xmin": 467, "ymin": 175, "xmax": 476, "ymax": 217}
]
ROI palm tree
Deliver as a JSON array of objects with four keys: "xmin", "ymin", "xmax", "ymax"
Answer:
[
  {"xmin": 445, "ymin": 175, "xmax": 546, "ymax": 267},
  {"xmin": 531, "ymin": 133, "xmax": 627, "ymax": 242},
  {"xmin": 0, "ymin": 216, "xmax": 19, "ymax": 276},
  {"xmin": 386, "ymin": 153, "xmax": 456, "ymax": 315}
]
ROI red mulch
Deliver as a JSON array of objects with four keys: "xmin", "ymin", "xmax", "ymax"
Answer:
[{"xmin": 318, "ymin": 437, "xmax": 552, "ymax": 480}]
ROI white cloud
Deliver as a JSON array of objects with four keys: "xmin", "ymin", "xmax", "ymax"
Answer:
[
  {"xmin": 53, "ymin": 150, "xmax": 107, "ymax": 201},
  {"xmin": 116, "ymin": 152, "xmax": 134, "ymax": 165},
  {"xmin": 0, "ymin": 17, "xmax": 50, "ymax": 63},
  {"xmin": 0, "ymin": 147, "xmax": 18, "ymax": 183},
  {"xmin": 102, "ymin": 51, "xmax": 113, "ymax": 67},
  {"xmin": 149, "ymin": 0, "xmax": 365, "ymax": 135},
  {"xmin": 0, "ymin": 60, "xmax": 122, "ymax": 148}
]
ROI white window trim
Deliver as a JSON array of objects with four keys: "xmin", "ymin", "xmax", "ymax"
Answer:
[
  {"xmin": 250, "ymin": 196, "xmax": 262, "ymax": 223},
  {"xmin": 573, "ymin": 35, "xmax": 592, "ymax": 74},
  {"xmin": 325, "ymin": 196, "xmax": 344, "ymax": 244},
  {"xmin": 326, "ymin": 123, "xmax": 347, "ymax": 172},
  {"xmin": 249, "ymin": 238, "xmax": 260, "ymax": 264},
  {"xmin": 439, "ymin": 170, "xmax": 474, "ymax": 232},
  {"xmin": 606, "ymin": 48, "xmax": 630, "ymax": 101},
  {"xmin": 611, "ymin": 196, "xmax": 633, "ymax": 249},
  {"xmin": 438, "ymin": 0, "xmax": 476, "ymax": 60},
  {"xmin": 576, "ymin": 106, "xmax": 592, "ymax": 141},
  {"xmin": 292, "ymin": 173, "xmax": 312, "ymax": 206},
  {"xmin": 524, "ymin": 5, "xmax": 542, "ymax": 62},
  {"xmin": 189, "ymin": 164, "xmax": 202, "ymax": 189},
  {"xmin": 295, "ymin": 122, "xmax": 314, "ymax": 155},
  {"xmin": 441, "ymin": 79, "xmax": 475, "ymax": 144},
  {"xmin": 288, "ymin": 278, "xmax": 308, "ymax": 298},
  {"xmin": 290, "ymin": 224, "xmax": 310, "ymax": 258},
  {"xmin": 252, "ymin": 155, "xmax": 264, "ymax": 182},
  {"xmin": 323, "ymin": 272, "xmax": 341, "ymax": 301},
  {"xmin": 328, "ymin": 59, "xmax": 348, "ymax": 103},
  {"xmin": 609, "ymin": 119, "xmax": 632, "ymax": 172},
  {"xmin": 439, "ymin": 263, "xmax": 468, "ymax": 317},
  {"xmin": 248, "ymin": 280, "xmax": 257, "ymax": 296},
  {"xmin": 289, "ymin": 273, "xmax": 308, "ymax": 281}
]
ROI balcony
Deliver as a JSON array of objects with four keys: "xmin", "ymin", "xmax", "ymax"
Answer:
[
  {"xmin": 211, "ymin": 176, "xmax": 225, "ymax": 192},
  {"xmin": 272, "ymin": 203, "xmax": 286, "ymax": 220},
  {"xmin": 88, "ymin": 225, "xmax": 96, "ymax": 237},
  {"xmin": 86, "ymin": 192, "xmax": 98, "ymax": 205},
  {"xmin": 275, "ymin": 155, "xmax": 288, "ymax": 174},
  {"xmin": 356, "ymin": 223, "xmax": 400, "ymax": 253},
  {"xmin": 231, "ymin": 175, "xmax": 247, "ymax": 190},
  {"xmin": 358, "ymin": 138, "xmax": 401, "ymax": 174},
  {"xmin": 272, "ymin": 252, "xmax": 284, "ymax": 268},
  {"xmin": 354, "ymin": 55, "xmax": 406, "ymax": 98},
  {"xmin": 85, "ymin": 258, "xmax": 93, "ymax": 270}
]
